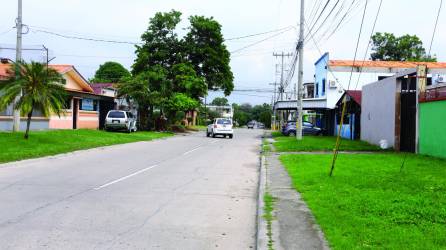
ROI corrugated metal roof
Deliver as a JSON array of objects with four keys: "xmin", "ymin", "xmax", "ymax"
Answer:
[{"xmin": 329, "ymin": 60, "xmax": 446, "ymax": 69}]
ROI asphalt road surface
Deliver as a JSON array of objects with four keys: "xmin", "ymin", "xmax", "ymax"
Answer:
[{"xmin": 0, "ymin": 129, "xmax": 262, "ymax": 250}]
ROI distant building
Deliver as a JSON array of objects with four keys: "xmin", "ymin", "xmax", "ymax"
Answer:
[{"xmin": 206, "ymin": 105, "xmax": 233, "ymax": 118}]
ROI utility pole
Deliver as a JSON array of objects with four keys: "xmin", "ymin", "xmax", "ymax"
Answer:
[
  {"xmin": 273, "ymin": 52, "xmax": 292, "ymax": 130},
  {"xmin": 296, "ymin": 0, "xmax": 305, "ymax": 140},
  {"xmin": 269, "ymin": 82, "xmax": 278, "ymax": 130},
  {"xmin": 12, "ymin": 0, "xmax": 23, "ymax": 132},
  {"xmin": 273, "ymin": 52, "xmax": 293, "ymax": 101}
]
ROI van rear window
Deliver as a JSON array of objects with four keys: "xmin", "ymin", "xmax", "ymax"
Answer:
[
  {"xmin": 108, "ymin": 111, "xmax": 125, "ymax": 118},
  {"xmin": 217, "ymin": 119, "xmax": 232, "ymax": 125}
]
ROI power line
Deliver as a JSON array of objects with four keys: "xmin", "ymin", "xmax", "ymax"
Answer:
[
  {"xmin": 30, "ymin": 28, "xmax": 141, "ymax": 45},
  {"xmin": 305, "ymin": 0, "xmax": 341, "ymax": 41},
  {"xmin": 428, "ymin": 0, "xmax": 443, "ymax": 56},
  {"xmin": 345, "ymin": 0, "xmax": 368, "ymax": 91},
  {"xmin": 353, "ymin": 0, "xmax": 383, "ymax": 91},
  {"xmin": 311, "ymin": 0, "xmax": 351, "ymax": 44},
  {"xmin": 225, "ymin": 26, "xmax": 294, "ymax": 41},
  {"xmin": 55, "ymin": 53, "xmax": 134, "ymax": 59},
  {"xmin": 305, "ymin": 0, "xmax": 332, "ymax": 39},
  {"xmin": 304, "ymin": 20, "xmax": 343, "ymax": 90},
  {"xmin": 330, "ymin": 0, "xmax": 369, "ymax": 177},
  {"xmin": 230, "ymin": 28, "xmax": 295, "ymax": 54},
  {"xmin": 321, "ymin": 0, "xmax": 364, "ymax": 44},
  {"xmin": 0, "ymin": 29, "xmax": 13, "ymax": 36}
]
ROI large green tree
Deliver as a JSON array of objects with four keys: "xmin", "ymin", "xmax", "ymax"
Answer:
[
  {"xmin": 211, "ymin": 97, "xmax": 229, "ymax": 106},
  {"xmin": 91, "ymin": 61, "xmax": 131, "ymax": 83},
  {"xmin": 128, "ymin": 10, "xmax": 233, "ymax": 128},
  {"xmin": 0, "ymin": 61, "xmax": 66, "ymax": 139},
  {"xmin": 370, "ymin": 32, "xmax": 436, "ymax": 62},
  {"xmin": 118, "ymin": 67, "xmax": 168, "ymax": 130},
  {"xmin": 185, "ymin": 15, "xmax": 234, "ymax": 95}
]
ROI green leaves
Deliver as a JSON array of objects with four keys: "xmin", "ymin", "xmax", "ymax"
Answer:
[
  {"xmin": 165, "ymin": 93, "xmax": 199, "ymax": 113},
  {"xmin": 185, "ymin": 15, "xmax": 234, "ymax": 95},
  {"xmin": 0, "ymin": 61, "xmax": 66, "ymax": 117},
  {"xmin": 0, "ymin": 61, "xmax": 67, "ymax": 138},
  {"xmin": 370, "ymin": 32, "xmax": 437, "ymax": 62},
  {"xmin": 132, "ymin": 10, "xmax": 234, "ymax": 97},
  {"xmin": 90, "ymin": 61, "xmax": 130, "ymax": 83}
]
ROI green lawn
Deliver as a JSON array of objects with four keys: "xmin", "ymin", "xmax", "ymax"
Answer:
[
  {"xmin": 280, "ymin": 153, "xmax": 446, "ymax": 249},
  {"xmin": 272, "ymin": 131, "xmax": 381, "ymax": 152},
  {"xmin": 0, "ymin": 129, "xmax": 173, "ymax": 164},
  {"xmin": 186, "ymin": 125, "xmax": 207, "ymax": 131}
]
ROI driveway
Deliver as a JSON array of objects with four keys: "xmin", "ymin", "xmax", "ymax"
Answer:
[{"xmin": 0, "ymin": 129, "xmax": 262, "ymax": 249}]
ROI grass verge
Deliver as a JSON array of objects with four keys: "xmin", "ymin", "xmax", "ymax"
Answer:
[
  {"xmin": 263, "ymin": 192, "xmax": 277, "ymax": 250},
  {"xmin": 280, "ymin": 153, "xmax": 446, "ymax": 249},
  {"xmin": 272, "ymin": 132, "xmax": 381, "ymax": 152},
  {"xmin": 186, "ymin": 125, "xmax": 207, "ymax": 131},
  {"xmin": 0, "ymin": 129, "xmax": 173, "ymax": 164}
]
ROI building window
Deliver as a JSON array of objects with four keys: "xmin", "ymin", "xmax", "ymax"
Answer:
[
  {"xmin": 315, "ymin": 82, "xmax": 319, "ymax": 97},
  {"xmin": 322, "ymin": 78, "xmax": 326, "ymax": 96},
  {"xmin": 79, "ymin": 98, "xmax": 98, "ymax": 111}
]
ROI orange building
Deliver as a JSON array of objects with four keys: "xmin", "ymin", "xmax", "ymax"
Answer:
[{"xmin": 0, "ymin": 63, "xmax": 114, "ymax": 130}]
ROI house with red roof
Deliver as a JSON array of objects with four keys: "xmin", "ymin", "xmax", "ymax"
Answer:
[
  {"xmin": 0, "ymin": 62, "xmax": 114, "ymax": 131},
  {"xmin": 334, "ymin": 90, "xmax": 362, "ymax": 140}
]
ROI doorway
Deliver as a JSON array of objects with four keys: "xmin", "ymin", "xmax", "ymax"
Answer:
[
  {"xmin": 72, "ymin": 98, "xmax": 79, "ymax": 129},
  {"xmin": 399, "ymin": 77, "xmax": 417, "ymax": 152}
]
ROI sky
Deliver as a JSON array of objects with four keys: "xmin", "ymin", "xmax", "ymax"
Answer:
[{"xmin": 0, "ymin": 0, "xmax": 445, "ymax": 105}]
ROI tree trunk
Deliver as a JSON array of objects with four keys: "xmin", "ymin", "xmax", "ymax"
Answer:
[
  {"xmin": 138, "ymin": 106, "xmax": 149, "ymax": 131},
  {"xmin": 148, "ymin": 105, "xmax": 154, "ymax": 131},
  {"xmin": 24, "ymin": 107, "xmax": 34, "ymax": 139}
]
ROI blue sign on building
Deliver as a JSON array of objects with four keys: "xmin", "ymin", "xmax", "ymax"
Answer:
[{"xmin": 82, "ymin": 99, "xmax": 94, "ymax": 111}]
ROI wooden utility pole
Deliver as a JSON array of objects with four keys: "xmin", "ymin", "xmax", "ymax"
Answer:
[{"xmin": 296, "ymin": 0, "xmax": 305, "ymax": 140}]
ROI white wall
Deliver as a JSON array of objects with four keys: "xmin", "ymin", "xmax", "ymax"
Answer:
[
  {"xmin": 360, "ymin": 77, "xmax": 397, "ymax": 147},
  {"xmin": 325, "ymin": 71, "xmax": 395, "ymax": 109}
]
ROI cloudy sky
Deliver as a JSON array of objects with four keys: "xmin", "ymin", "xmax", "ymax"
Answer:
[{"xmin": 0, "ymin": 0, "xmax": 444, "ymax": 105}]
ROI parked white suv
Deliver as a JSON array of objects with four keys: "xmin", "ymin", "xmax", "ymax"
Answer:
[
  {"xmin": 206, "ymin": 118, "xmax": 233, "ymax": 139},
  {"xmin": 104, "ymin": 110, "xmax": 137, "ymax": 133}
]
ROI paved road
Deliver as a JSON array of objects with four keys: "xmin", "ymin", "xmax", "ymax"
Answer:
[{"xmin": 0, "ymin": 129, "xmax": 262, "ymax": 250}]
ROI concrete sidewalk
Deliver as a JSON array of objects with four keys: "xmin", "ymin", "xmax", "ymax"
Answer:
[{"xmin": 257, "ymin": 137, "xmax": 329, "ymax": 250}]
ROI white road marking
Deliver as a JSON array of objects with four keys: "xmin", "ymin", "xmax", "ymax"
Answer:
[
  {"xmin": 182, "ymin": 146, "xmax": 202, "ymax": 156},
  {"xmin": 95, "ymin": 141, "xmax": 218, "ymax": 190},
  {"xmin": 94, "ymin": 164, "xmax": 158, "ymax": 190}
]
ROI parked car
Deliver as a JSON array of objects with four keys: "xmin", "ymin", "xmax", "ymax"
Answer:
[
  {"xmin": 104, "ymin": 110, "xmax": 137, "ymax": 133},
  {"xmin": 247, "ymin": 121, "xmax": 255, "ymax": 129},
  {"xmin": 282, "ymin": 121, "xmax": 322, "ymax": 136},
  {"xmin": 207, "ymin": 118, "xmax": 233, "ymax": 138},
  {"xmin": 257, "ymin": 123, "xmax": 265, "ymax": 129}
]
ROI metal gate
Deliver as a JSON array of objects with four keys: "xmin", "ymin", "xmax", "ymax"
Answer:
[{"xmin": 400, "ymin": 92, "xmax": 416, "ymax": 152}]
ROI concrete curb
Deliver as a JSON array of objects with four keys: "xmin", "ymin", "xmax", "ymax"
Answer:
[{"xmin": 256, "ymin": 154, "xmax": 268, "ymax": 250}]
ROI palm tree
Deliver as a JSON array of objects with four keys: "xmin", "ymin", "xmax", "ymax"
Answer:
[{"xmin": 0, "ymin": 61, "xmax": 66, "ymax": 139}]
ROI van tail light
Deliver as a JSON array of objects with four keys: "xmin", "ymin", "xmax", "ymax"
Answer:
[{"xmin": 214, "ymin": 125, "xmax": 217, "ymax": 128}]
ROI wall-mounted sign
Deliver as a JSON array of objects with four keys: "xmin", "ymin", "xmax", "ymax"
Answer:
[{"xmin": 81, "ymin": 99, "xmax": 94, "ymax": 111}]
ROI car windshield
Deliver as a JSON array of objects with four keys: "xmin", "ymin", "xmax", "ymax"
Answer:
[
  {"xmin": 217, "ymin": 119, "xmax": 232, "ymax": 125},
  {"xmin": 303, "ymin": 122, "xmax": 313, "ymax": 127},
  {"xmin": 108, "ymin": 111, "xmax": 125, "ymax": 118}
]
